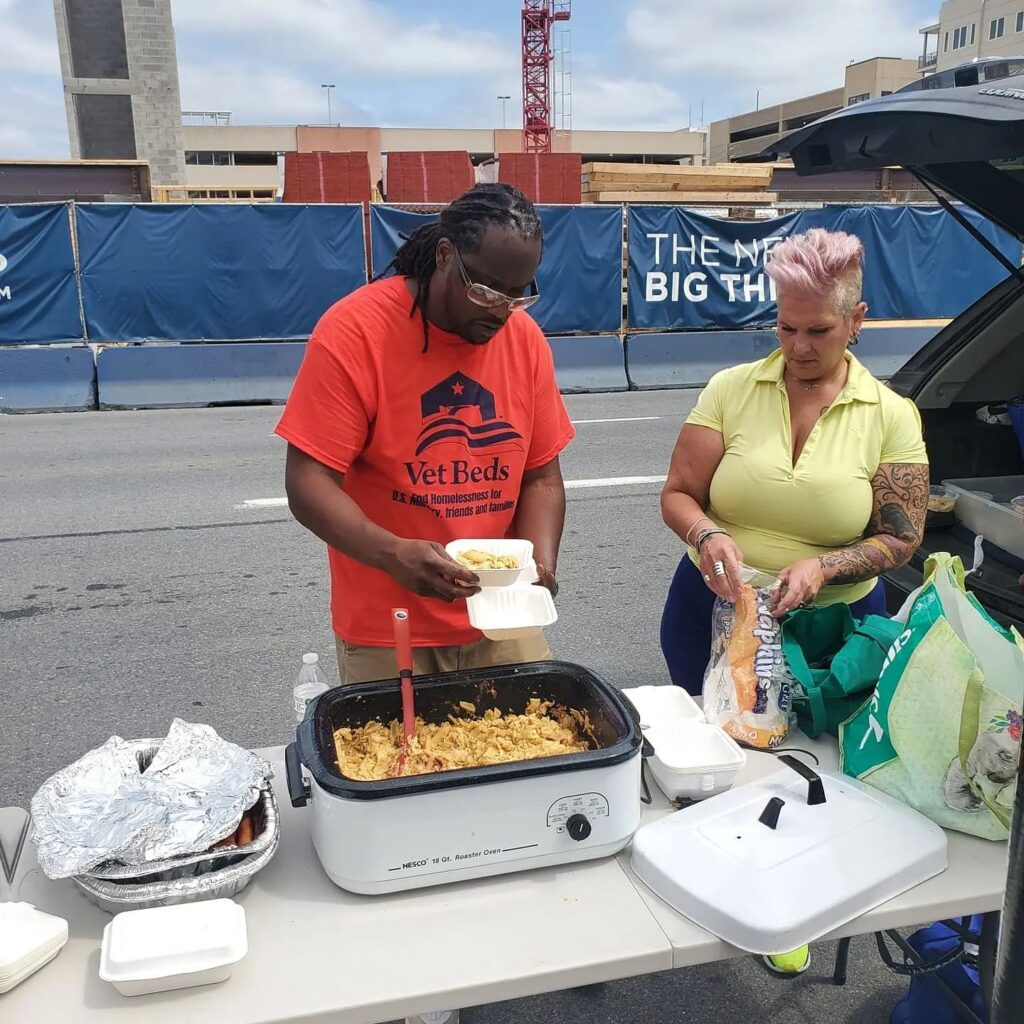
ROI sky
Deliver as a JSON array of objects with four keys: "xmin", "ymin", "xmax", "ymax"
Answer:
[{"xmin": 1, "ymin": 0, "xmax": 941, "ymax": 159}]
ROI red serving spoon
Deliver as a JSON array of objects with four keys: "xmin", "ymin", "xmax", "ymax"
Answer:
[{"xmin": 392, "ymin": 607, "xmax": 416, "ymax": 773}]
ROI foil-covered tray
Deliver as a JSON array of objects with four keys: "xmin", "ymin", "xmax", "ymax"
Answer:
[
  {"xmin": 73, "ymin": 812, "xmax": 280, "ymax": 913},
  {"xmin": 31, "ymin": 723, "xmax": 273, "ymax": 879},
  {"xmin": 86, "ymin": 743, "xmax": 277, "ymax": 882}
]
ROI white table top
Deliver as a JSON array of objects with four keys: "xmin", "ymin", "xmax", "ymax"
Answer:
[{"xmin": 2, "ymin": 738, "xmax": 1008, "ymax": 1022}]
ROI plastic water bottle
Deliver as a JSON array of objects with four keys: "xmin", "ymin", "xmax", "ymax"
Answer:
[{"xmin": 293, "ymin": 653, "xmax": 329, "ymax": 723}]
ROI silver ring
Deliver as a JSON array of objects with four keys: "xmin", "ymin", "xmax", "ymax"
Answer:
[{"xmin": 713, "ymin": 561, "xmax": 726, "ymax": 577}]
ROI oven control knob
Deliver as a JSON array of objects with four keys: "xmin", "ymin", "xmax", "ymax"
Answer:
[{"xmin": 566, "ymin": 814, "xmax": 592, "ymax": 841}]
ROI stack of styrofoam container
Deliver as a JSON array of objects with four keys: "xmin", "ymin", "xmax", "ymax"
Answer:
[{"xmin": 622, "ymin": 686, "xmax": 746, "ymax": 801}]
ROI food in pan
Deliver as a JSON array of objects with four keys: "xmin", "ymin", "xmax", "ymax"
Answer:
[
  {"xmin": 454, "ymin": 549, "xmax": 521, "ymax": 571},
  {"xmin": 208, "ymin": 808, "xmax": 258, "ymax": 850},
  {"xmin": 333, "ymin": 698, "xmax": 591, "ymax": 780},
  {"xmin": 928, "ymin": 492, "xmax": 957, "ymax": 513}
]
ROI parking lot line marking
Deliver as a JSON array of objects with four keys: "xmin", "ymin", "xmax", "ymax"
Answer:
[
  {"xmin": 236, "ymin": 474, "xmax": 667, "ymax": 510},
  {"xmin": 570, "ymin": 416, "xmax": 662, "ymax": 425}
]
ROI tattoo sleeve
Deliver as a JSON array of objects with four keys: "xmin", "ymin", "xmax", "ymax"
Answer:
[{"xmin": 818, "ymin": 463, "xmax": 929, "ymax": 586}]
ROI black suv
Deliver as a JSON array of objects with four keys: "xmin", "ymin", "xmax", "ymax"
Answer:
[{"xmin": 777, "ymin": 78, "xmax": 1024, "ymax": 630}]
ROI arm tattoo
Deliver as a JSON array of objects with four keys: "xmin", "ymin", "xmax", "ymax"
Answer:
[{"xmin": 818, "ymin": 463, "xmax": 929, "ymax": 585}]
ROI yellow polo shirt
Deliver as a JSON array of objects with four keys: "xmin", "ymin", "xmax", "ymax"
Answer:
[{"xmin": 686, "ymin": 349, "xmax": 928, "ymax": 607}]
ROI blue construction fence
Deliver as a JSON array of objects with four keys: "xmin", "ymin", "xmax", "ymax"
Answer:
[{"xmin": 1, "ymin": 200, "xmax": 1019, "ymax": 410}]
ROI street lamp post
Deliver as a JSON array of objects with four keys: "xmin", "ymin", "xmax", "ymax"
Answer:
[
  {"xmin": 321, "ymin": 83, "xmax": 336, "ymax": 125},
  {"xmin": 497, "ymin": 95, "xmax": 511, "ymax": 130}
]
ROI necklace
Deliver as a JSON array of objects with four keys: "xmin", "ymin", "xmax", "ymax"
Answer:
[{"xmin": 785, "ymin": 366, "xmax": 845, "ymax": 393}]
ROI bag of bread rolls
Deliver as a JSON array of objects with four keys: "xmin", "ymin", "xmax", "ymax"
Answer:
[{"xmin": 702, "ymin": 583, "xmax": 791, "ymax": 749}]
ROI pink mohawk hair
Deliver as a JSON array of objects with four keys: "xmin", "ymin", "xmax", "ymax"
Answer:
[{"xmin": 765, "ymin": 228, "xmax": 865, "ymax": 315}]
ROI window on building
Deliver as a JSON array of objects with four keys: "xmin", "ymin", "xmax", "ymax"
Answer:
[
  {"xmin": 991, "ymin": 16, "xmax": 1006, "ymax": 39},
  {"xmin": 847, "ymin": 93, "xmax": 870, "ymax": 106},
  {"xmin": 233, "ymin": 152, "xmax": 278, "ymax": 166},
  {"xmin": 944, "ymin": 31, "xmax": 950, "ymax": 51},
  {"xmin": 953, "ymin": 25, "xmax": 968, "ymax": 49},
  {"xmin": 185, "ymin": 151, "xmax": 234, "ymax": 166},
  {"xmin": 1017, "ymin": 11, "xmax": 1024, "ymax": 32},
  {"xmin": 881, "ymin": 90, "xmax": 892, "ymax": 96},
  {"xmin": 253, "ymin": 190, "xmax": 275, "ymax": 199},
  {"xmin": 971, "ymin": 22, "xmax": 976, "ymax": 44}
]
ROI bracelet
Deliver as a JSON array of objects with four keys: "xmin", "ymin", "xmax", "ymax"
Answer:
[
  {"xmin": 685, "ymin": 516, "xmax": 714, "ymax": 546},
  {"xmin": 695, "ymin": 527, "xmax": 729, "ymax": 551}
]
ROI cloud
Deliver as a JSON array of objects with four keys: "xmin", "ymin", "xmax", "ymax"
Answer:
[
  {"xmin": 0, "ymin": 0, "xmax": 61, "ymax": 77},
  {"xmin": 0, "ymin": 84, "xmax": 69, "ymax": 159},
  {"xmin": 0, "ymin": 2, "xmax": 65, "ymax": 157},
  {"xmin": 178, "ymin": 64, "xmax": 374, "ymax": 125},
  {"xmin": 571, "ymin": 76, "xmax": 688, "ymax": 131},
  {"xmin": 171, "ymin": 0, "xmax": 516, "ymax": 78},
  {"xmin": 626, "ymin": 0, "xmax": 923, "ymax": 110}
]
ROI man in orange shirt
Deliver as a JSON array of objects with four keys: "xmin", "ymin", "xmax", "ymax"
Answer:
[{"xmin": 276, "ymin": 184, "xmax": 575, "ymax": 683}]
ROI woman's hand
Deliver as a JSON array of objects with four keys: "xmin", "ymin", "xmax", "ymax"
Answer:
[
  {"xmin": 699, "ymin": 533, "xmax": 746, "ymax": 603},
  {"xmin": 772, "ymin": 558, "xmax": 826, "ymax": 618}
]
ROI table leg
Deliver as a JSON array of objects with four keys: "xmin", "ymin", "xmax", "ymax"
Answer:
[{"xmin": 832, "ymin": 936, "xmax": 853, "ymax": 986}]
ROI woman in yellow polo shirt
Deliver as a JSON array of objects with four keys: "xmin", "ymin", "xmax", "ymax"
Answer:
[{"xmin": 661, "ymin": 228, "xmax": 929, "ymax": 696}]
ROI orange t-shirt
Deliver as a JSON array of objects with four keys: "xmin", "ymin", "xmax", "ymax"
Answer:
[{"xmin": 275, "ymin": 275, "xmax": 575, "ymax": 646}]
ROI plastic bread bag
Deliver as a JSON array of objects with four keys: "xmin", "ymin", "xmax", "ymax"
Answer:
[{"xmin": 702, "ymin": 567, "xmax": 792, "ymax": 750}]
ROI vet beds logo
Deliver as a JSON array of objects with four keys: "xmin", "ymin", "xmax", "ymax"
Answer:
[
  {"xmin": 414, "ymin": 372, "xmax": 523, "ymax": 457},
  {"xmin": 0, "ymin": 252, "xmax": 10, "ymax": 302}
]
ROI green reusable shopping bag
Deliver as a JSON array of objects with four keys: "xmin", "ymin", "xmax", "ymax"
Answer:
[
  {"xmin": 839, "ymin": 553, "xmax": 1024, "ymax": 841},
  {"xmin": 782, "ymin": 605, "xmax": 905, "ymax": 739}
]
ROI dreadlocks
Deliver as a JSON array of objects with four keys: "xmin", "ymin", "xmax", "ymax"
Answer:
[{"xmin": 377, "ymin": 182, "xmax": 543, "ymax": 352}]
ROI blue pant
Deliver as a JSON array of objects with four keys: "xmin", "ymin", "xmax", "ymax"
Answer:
[{"xmin": 660, "ymin": 556, "xmax": 889, "ymax": 696}]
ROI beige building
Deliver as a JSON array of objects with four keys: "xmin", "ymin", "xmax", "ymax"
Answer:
[
  {"xmin": 920, "ymin": 1, "xmax": 1024, "ymax": 73},
  {"xmin": 708, "ymin": 57, "xmax": 920, "ymax": 164},
  {"xmin": 180, "ymin": 123, "xmax": 706, "ymax": 201}
]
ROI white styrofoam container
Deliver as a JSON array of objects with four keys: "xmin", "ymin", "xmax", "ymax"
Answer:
[
  {"xmin": 99, "ymin": 898, "xmax": 247, "ymax": 997},
  {"xmin": 621, "ymin": 686, "xmax": 705, "ymax": 729},
  {"xmin": 631, "ymin": 767, "xmax": 948, "ymax": 954},
  {"xmin": 445, "ymin": 539, "xmax": 534, "ymax": 587},
  {"xmin": 0, "ymin": 902, "xmax": 68, "ymax": 994},
  {"xmin": 644, "ymin": 720, "xmax": 747, "ymax": 800},
  {"xmin": 466, "ymin": 582, "xmax": 557, "ymax": 641}
]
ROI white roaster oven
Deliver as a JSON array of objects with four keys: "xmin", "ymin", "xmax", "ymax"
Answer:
[{"xmin": 286, "ymin": 661, "xmax": 646, "ymax": 894}]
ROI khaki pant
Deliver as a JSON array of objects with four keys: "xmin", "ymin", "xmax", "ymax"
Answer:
[{"xmin": 336, "ymin": 633, "xmax": 551, "ymax": 684}]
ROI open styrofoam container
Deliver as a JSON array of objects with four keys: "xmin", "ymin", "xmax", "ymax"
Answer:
[
  {"xmin": 0, "ymin": 902, "xmax": 68, "ymax": 995},
  {"xmin": 99, "ymin": 898, "xmax": 247, "ymax": 997},
  {"xmin": 445, "ymin": 538, "xmax": 534, "ymax": 587},
  {"xmin": 645, "ymin": 720, "xmax": 747, "ymax": 800},
  {"xmin": 467, "ymin": 583, "xmax": 557, "ymax": 640},
  {"xmin": 621, "ymin": 686, "xmax": 705, "ymax": 729},
  {"xmin": 631, "ymin": 766, "xmax": 948, "ymax": 954}
]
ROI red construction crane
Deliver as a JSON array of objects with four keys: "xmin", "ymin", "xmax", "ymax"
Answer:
[{"xmin": 521, "ymin": 0, "xmax": 570, "ymax": 153}]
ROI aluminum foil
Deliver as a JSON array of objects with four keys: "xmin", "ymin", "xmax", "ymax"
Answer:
[{"xmin": 30, "ymin": 720, "xmax": 273, "ymax": 879}]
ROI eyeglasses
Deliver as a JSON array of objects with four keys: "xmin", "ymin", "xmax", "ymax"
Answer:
[{"xmin": 448, "ymin": 242, "xmax": 540, "ymax": 312}]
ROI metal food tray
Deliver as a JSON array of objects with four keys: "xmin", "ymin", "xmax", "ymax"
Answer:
[
  {"xmin": 81, "ymin": 739, "xmax": 278, "ymax": 884},
  {"xmin": 73, "ymin": 823, "xmax": 280, "ymax": 913}
]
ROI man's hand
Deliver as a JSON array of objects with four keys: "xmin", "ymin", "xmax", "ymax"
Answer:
[
  {"xmin": 534, "ymin": 562, "xmax": 558, "ymax": 598},
  {"xmin": 382, "ymin": 539, "xmax": 481, "ymax": 602}
]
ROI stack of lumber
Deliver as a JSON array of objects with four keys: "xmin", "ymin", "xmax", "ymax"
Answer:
[
  {"xmin": 581, "ymin": 162, "xmax": 776, "ymax": 205},
  {"xmin": 498, "ymin": 153, "xmax": 582, "ymax": 203},
  {"xmin": 282, "ymin": 152, "xmax": 371, "ymax": 204},
  {"xmin": 385, "ymin": 151, "xmax": 474, "ymax": 203}
]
